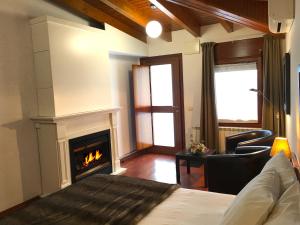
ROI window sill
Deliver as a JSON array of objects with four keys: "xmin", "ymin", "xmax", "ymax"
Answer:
[{"xmin": 219, "ymin": 122, "xmax": 262, "ymax": 128}]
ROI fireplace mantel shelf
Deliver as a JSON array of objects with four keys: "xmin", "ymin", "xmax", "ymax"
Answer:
[{"xmin": 31, "ymin": 107, "xmax": 120, "ymax": 122}]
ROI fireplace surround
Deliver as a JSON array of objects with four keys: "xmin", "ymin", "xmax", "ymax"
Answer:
[
  {"xmin": 69, "ymin": 129, "xmax": 112, "ymax": 183},
  {"xmin": 32, "ymin": 108, "xmax": 126, "ymax": 196}
]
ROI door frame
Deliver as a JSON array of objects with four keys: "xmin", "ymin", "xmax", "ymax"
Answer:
[{"xmin": 140, "ymin": 53, "xmax": 185, "ymax": 154}]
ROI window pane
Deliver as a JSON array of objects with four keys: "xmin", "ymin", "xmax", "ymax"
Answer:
[
  {"xmin": 215, "ymin": 63, "xmax": 258, "ymax": 123},
  {"xmin": 150, "ymin": 64, "xmax": 173, "ymax": 106},
  {"xmin": 152, "ymin": 113, "xmax": 175, "ymax": 147}
]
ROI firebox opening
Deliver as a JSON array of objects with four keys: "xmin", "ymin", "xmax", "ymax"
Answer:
[{"xmin": 69, "ymin": 129, "xmax": 112, "ymax": 183}]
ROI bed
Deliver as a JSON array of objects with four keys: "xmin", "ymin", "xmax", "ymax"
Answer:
[
  {"xmin": 0, "ymin": 152, "xmax": 299, "ymax": 225},
  {"xmin": 139, "ymin": 188, "xmax": 234, "ymax": 225}
]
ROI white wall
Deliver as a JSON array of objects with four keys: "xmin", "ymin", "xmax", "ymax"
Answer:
[
  {"xmin": 285, "ymin": 1, "xmax": 300, "ymax": 156},
  {"xmin": 0, "ymin": 0, "xmax": 147, "ymax": 212},
  {"xmin": 106, "ymin": 25, "xmax": 147, "ymax": 57},
  {"xmin": 0, "ymin": 8, "xmax": 41, "ymax": 211},
  {"xmin": 148, "ymin": 24, "xmax": 264, "ymax": 147},
  {"xmin": 110, "ymin": 54, "xmax": 139, "ymax": 157}
]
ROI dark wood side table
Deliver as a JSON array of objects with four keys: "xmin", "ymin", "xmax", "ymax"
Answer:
[{"xmin": 175, "ymin": 149, "xmax": 216, "ymax": 186}]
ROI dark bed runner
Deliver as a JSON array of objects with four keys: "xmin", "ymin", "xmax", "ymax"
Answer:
[{"xmin": 0, "ymin": 175, "xmax": 178, "ymax": 225}]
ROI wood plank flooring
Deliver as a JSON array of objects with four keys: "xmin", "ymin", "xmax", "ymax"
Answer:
[{"xmin": 121, "ymin": 153, "xmax": 207, "ymax": 191}]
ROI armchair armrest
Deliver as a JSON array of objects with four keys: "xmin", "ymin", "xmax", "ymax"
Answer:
[
  {"xmin": 225, "ymin": 131, "xmax": 260, "ymax": 153},
  {"xmin": 225, "ymin": 130, "xmax": 274, "ymax": 153},
  {"xmin": 237, "ymin": 135, "xmax": 275, "ymax": 147},
  {"xmin": 235, "ymin": 146, "xmax": 271, "ymax": 154},
  {"xmin": 205, "ymin": 148, "xmax": 271, "ymax": 195}
]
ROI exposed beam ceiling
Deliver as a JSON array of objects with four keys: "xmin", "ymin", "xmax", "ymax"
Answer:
[
  {"xmin": 219, "ymin": 20, "xmax": 234, "ymax": 33},
  {"xmin": 51, "ymin": 0, "xmax": 271, "ymax": 43},
  {"xmin": 98, "ymin": 0, "xmax": 172, "ymax": 42},
  {"xmin": 160, "ymin": 30, "xmax": 172, "ymax": 42},
  {"xmin": 149, "ymin": 0, "xmax": 201, "ymax": 37},
  {"xmin": 165, "ymin": 0, "xmax": 269, "ymax": 33},
  {"xmin": 51, "ymin": 0, "xmax": 147, "ymax": 42},
  {"xmin": 98, "ymin": 0, "xmax": 148, "ymax": 27}
]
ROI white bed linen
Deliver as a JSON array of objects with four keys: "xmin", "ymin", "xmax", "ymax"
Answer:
[{"xmin": 139, "ymin": 188, "xmax": 235, "ymax": 225}]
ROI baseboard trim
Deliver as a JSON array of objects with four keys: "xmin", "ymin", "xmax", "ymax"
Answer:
[
  {"xmin": 120, "ymin": 148, "xmax": 152, "ymax": 162},
  {"xmin": 0, "ymin": 196, "xmax": 40, "ymax": 218},
  {"xmin": 149, "ymin": 148, "xmax": 177, "ymax": 155}
]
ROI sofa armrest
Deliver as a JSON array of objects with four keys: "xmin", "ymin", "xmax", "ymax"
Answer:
[{"xmin": 205, "ymin": 149, "xmax": 271, "ymax": 195}]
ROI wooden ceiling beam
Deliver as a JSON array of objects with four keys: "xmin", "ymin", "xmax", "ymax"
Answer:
[
  {"xmin": 160, "ymin": 30, "xmax": 172, "ymax": 42},
  {"xmin": 149, "ymin": 0, "xmax": 201, "ymax": 37},
  {"xmin": 98, "ymin": 0, "xmax": 172, "ymax": 42},
  {"xmin": 165, "ymin": 0, "xmax": 269, "ymax": 33},
  {"xmin": 50, "ymin": 0, "xmax": 147, "ymax": 42},
  {"xmin": 219, "ymin": 20, "xmax": 234, "ymax": 33},
  {"xmin": 98, "ymin": 0, "xmax": 148, "ymax": 27}
]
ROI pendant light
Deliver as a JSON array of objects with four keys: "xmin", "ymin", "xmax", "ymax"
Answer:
[{"xmin": 146, "ymin": 20, "xmax": 162, "ymax": 38}]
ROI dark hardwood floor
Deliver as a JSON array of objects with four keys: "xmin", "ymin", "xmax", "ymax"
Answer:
[{"xmin": 122, "ymin": 153, "xmax": 207, "ymax": 191}]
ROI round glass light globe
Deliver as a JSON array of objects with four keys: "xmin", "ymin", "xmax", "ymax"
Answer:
[{"xmin": 146, "ymin": 21, "xmax": 162, "ymax": 38}]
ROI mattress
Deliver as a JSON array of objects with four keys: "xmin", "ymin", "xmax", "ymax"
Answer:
[{"xmin": 139, "ymin": 188, "xmax": 235, "ymax": 225}]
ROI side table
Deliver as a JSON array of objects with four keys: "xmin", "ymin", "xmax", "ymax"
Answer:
[{"xmin": 175, "ymin": 149, "xmax": 216, "ymax": 186}]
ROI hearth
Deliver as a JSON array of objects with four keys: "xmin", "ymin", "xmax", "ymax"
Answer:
[{"xmin": 69, "ymin": 129, "xmax": 112, "ymax": 183}]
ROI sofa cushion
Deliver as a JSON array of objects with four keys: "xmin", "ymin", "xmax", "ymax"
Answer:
[
  {"xmin": 220, "ymin": 169, "xmax": 280, "ymax": 225},
  {"xmin": 264, "ymin": 181, "xmax": 300, "ymax": 225},
  {"xmin": 261, "ymin": 152, "xmax": 297, "ymax": 193}
]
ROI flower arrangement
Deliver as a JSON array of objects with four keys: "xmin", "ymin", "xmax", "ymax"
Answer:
[{"xmin": 190, "ymin": 142, "xmax": 208, "ymax": 154}]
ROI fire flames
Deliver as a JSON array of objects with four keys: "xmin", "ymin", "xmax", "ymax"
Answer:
[{"xmin": 83, "ymin": 150, "xmax": 102, "ymax": 167}]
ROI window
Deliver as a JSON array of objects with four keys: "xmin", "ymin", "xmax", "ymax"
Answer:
[{"xmin": 215, "ymin": 62, "xmax": 260, "ymax": 126}]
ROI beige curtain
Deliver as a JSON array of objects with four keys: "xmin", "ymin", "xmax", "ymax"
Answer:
[
  {"xmin": 262, "ymin": 35, "xmax": 285, "ymax": 136},
  {"xmin": 200, "ymin": 42, "xmax": 219, "ymax": 151}
]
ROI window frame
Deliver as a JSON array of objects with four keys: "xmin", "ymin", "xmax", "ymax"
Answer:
[{"xmin": 215, "ymin": 57, "xmax": 263, "ymax": 128}]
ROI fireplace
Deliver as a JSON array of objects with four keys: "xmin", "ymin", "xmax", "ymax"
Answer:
[
  {"xmin": 69, "ymin": 129, "xmax": 112, "ymax": 183},
  {"xmin": 32, "ymin": 108, "xmax": 126, "ymax": 195}
]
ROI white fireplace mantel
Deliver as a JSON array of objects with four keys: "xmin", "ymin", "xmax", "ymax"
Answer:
[
  {"xmin": 31, "ymin": 107, "xmax": 121, "ymax": 122},
  {"xmin": 32, "ymin": 107, "xmax": 127, "ymax": 196}
]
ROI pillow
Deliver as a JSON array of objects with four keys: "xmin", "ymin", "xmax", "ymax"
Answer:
[
  {"xmin": 261, "ymin": 152, "xmax": 297, "ymax": 193},
  {"xmin": 220, "ymin": 170, "xmax": 280, "ymax": 225},
  {"xmin": 264, "ymin": 181, "xmax": 300, "ymax": 225}
]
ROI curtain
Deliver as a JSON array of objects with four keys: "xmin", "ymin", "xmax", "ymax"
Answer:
[
  {"xmin": 262, "ymin": 35, "xmax": 285, "ymax": 136},
  {"xmin": 200, "ymin": 42, "xmax": 219, "ymax": 151}
]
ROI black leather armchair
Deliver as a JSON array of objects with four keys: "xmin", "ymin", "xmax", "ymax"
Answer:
[
  {"xmin": 205, "ymin": 146, "xmax": 271, "ymax": 195},
  {"xmin": 226, "ymin": 130, "xmax": 275, "ymax": 154}
]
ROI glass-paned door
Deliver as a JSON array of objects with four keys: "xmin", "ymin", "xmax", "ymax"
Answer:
[
  {"xmin": 132, "ymin": 54, "xmax": 184, "ymax": 153},
  {"xmin": 152, "ymin": 112, "xmax": 175, "ymax": 147},
  {"xmin": 142, "ymin": 54, "xmax": 184, "ymax": 153},
  {"xmin": 150, "ymin": 64, "xmax": 175, "ymax": 147}
]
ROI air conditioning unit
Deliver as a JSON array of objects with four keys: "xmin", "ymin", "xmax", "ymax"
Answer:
[{"xmin": 268, "ymin": 0, "xmax": 294, "ymax": 33}]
